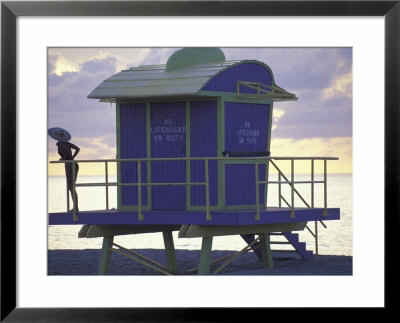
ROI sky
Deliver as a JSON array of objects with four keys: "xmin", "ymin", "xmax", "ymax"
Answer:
[{"xmin": 47, "ymin": 47, "xmax": 352, "ymax": 176}]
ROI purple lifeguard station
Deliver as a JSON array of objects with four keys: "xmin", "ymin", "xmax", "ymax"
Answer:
[{"xmin": 49, "ymin": 48, "xmax": 340, "ymax": 275}]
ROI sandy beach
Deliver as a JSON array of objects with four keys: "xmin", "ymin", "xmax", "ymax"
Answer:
[{"xmin": 48, "ymin": 248, "xmax": 352, "ymax": 276}]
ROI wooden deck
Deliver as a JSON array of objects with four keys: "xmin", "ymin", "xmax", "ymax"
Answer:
[{"xmin": 48, "ymin": 207, "xmax": 340, "ymax": 226}]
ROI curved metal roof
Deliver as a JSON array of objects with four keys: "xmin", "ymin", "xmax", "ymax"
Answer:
[
  {"xmin": 87, "ymin": 59, "xmax": 296, "ymax": 102},
  {"xmin": 88, "ymin": 60, "xmax": 236, "ymax": 100}
]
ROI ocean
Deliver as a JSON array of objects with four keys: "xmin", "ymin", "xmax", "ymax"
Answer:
[{"xmin": 48, "ymin": 173, "xmax": 352, "ymax": 256}]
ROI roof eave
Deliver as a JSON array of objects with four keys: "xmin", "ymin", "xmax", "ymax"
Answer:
[{"xmin": 89, "ymin": 92, "xmax": 213, "ymax": 102}]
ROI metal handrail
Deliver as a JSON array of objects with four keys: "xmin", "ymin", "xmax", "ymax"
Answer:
[
  {"xmin": 50, "ymin": 156, "xmax": 337, "ymax": 225},
  {"xmin": 236, "ymin": 81, "xmax": 297, "ymax": 101},
  {"xmin": 266, "ymin": 158, "xmax": 332, "ymax": 258},
  {"xmin": 51, "ymin": 156, "xmax": 337, "ymax": 258}
]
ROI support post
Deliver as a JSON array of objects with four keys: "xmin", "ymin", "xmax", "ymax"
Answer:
[
  {"xmin": 290, "ymin": 159, "xmax": 294, "ymax": 219},
  {"xmin": 105, "ymin": 161, "xmax": 109, "ymax": 210},
  {"xmin": 314, "ymin": 221, "xmax": 319, "ymax": 259},
  {"xmin": 198, "ymin": 236, "xmax": 213, "ymax": 275},
  {"xmin": 311, "ymin": 159, "xmax": 314, "ymax": 208},
  {"xmin": 137, "ymin": 161, "xmax": 143, "ymax": 221},
  {"xmin": 255, "ymin": 159, "xmax": 260, "ymax": 221},
  {"xmin": 162, "ymin": 231, "xmax": 177, "ymax": 273},
  {"xmin": 205, "ymin": 159, "xmax": 211, "ymax": 221},
  {"xmin": 66, "ymin": 176, "xmax": 70, "ymax": 212},
  {"xmin": 259, "ymin": 233, "xmax": 273, "ymax": 269},
  {"xmin": 72, "ymin": 161, "xmax": 77, "ymax": 221},
  {"xmin": 323, "ymin": 159, "xmax": 327, "ymax": 217},
  {"xmin": 278, "ymin": 172, "xmax": 281, "ymax": 208},
  {"xmin": 98, "ymin": 236, "xmax": 114, "ymax": 275}
]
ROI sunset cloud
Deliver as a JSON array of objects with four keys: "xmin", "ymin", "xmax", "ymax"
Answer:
[
  {"xmin": 271, "ymin": 108, "xmax": 285, "ymax": 132},
  {"xmin": 270, "ymin": 137, "xmax": 352, "ymax": 174},
  {"xmin": 48, "ymin": 135, "xmax": 117, "ymax": 176},
  {"xmin": 322, "ymin": 71, "xmax": 353, "ymax": 101}
]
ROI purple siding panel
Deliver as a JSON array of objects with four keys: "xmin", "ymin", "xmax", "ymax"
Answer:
[
  {"xmin": 190, "ymin": 101, "xmax": 218, "ymax": 206},
  {"xmin": 202, "ymin": 62, "xmax": 272, "ymax": 93},
  {"xmin": 151, "ymin": 102, "xmax": 186, "ymax": 210},
  {"xmin": 120, "ymin": 103, "xmax": 147, "ymax": 206},
  {"xmin": 225, "ymin": 164, "xmax": 266, "ymax": 206},
  {"xmin": 225, "ymin": 102, "xmax": 270, "ymax": 153}
]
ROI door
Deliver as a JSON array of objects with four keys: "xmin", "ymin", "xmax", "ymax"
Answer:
[
  {"xmin": 224, "ymin": 102, "xmax": 270, "ymax": 206},
  {"xmin": 150, "ymin": 102, "xmax": 186, "ymax": 210}
]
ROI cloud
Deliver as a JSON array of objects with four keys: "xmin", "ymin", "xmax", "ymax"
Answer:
[
  {"xmin": 270, "ymin": 137, "xmax": 352, "ymax": 174},
  {"xmin": 48, "ymin": 54, "xmax": 120, "ymax": 163},
  {"xmin": 137, "ymin": 48, "xmax": 177, "ymax": 66},
  {"xmin": 48, "ymin": 135, "xmax": 117, "ymax": 176},
  {"xmin": 223, "ymin": 47, "xmax": 352, "ymax": 90},
  {"xmin": 47, "ymin": 48, "xmax": 177, "ymax": 164},
  {"xmin": 271, "ymin": 108, "xmax": 285, "ymax": 132},
  {"xmin": 322, "ymin": 71, "xmax": 352, "ymax": 101},
  {"xmin": 48, "ymin": 47, "xmax": 177, "ymax": 75},
  {"xmin": 48, "ymin": 47, "xmax": 353, "ymax": 174},
  {"xmin": 272, "ymin": 83, "xmax": 352, "ymax": 139},
  {"xmin": 222, "ymin": 47, "xmax": 353, "ymax": 140},
  {"xmin": 48, "ymin": 51, "xmax": 59, "ymax": 74},
  {"xmin": 272, "ymin": 77, "xmax": 352, "ymax": 139}
]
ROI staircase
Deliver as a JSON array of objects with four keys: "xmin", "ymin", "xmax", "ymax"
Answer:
[
  {"xmin": 241, "ymin": 231, "xmax": 314, "ymax": 260},
  {"xmin": 280, "ymin": 232, "xmax": 314, "ymax": 260}
]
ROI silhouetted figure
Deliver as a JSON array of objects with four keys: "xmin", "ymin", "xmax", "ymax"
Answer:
[{"xmin": 48, "ymin": 127, "xmax": 80, "ymax": 211}]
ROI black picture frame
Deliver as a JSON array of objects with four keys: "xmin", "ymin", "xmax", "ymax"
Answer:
[{"xmin": 1, "ymin": 1, "xmax": 399, "ymax": 321}]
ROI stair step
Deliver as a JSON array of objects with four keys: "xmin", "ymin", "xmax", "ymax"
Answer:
[
  {"xmin": 282, "ymin": 232, "xmax": 314, "ymax": 260},
  {"xmin": 241, "ymin": 232, "xmax": 314, "ymax": 261},
  {"xmin": 301, "ymin": 250, "xmax": 314, "ymax": 260},
  {"xmin": 297, "ymin": 242, "xmax": 307, "ymax": 249},
  {"xmin": 283, "ymin": 232, "xmax": 299, "ymax": 239}
]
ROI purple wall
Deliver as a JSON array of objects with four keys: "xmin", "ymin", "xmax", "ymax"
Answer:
[
  {"xmin": 225, "ymin": 164, "xmax": 266, "ymax": 206},
  {"xmin": 225, "ymin": 102, "xmax": 270, "ymax": 153},
  {"xmin": 120, "ymin": 103, "xmax": 147, "ymax": 206},
  {"xmin": 118, "ymin": 62, "xmax": 274, "ymax": 210},
  {"xmin": 202, "ymin": 62, "xmax": 272, "ymax": 93},
  {"xmin": 190, "ymin": 100, "xmax": 218, "ymax": 206},
  {"xmin": 150, "ymin": 102, "xmax": 186, "ymax": 210},
  {"xmin": 224, "ymin": 102, "xmax": 269, "ymax": 206}
]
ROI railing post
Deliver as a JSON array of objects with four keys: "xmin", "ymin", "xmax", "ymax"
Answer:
[
  {"xmin": 105, "ymin": 161, "xmax": 109, "ymax": 210},
  {"xmin": 311, "ymin": 159, "xmax": 314, "ymax": 208},
  {"xmin": 312, "ymin": 159, "xmax": 318, "ymax": 258},
  {"xmin": 323, "ymin": 159, "xmax": 327, "ymax": 217},
  {"xmin": 270, "ymin": 159, "xmax": 310, "ymax": 208},
  {"xmin": 66, "ymin": 175, "xmax": 70, "ymax": 212},
  {"xmin": 290, "ymin": 159, "xmax": 294, "ymax": 219},
  {"xmin": 278, "ymin": 172, "xmax": 282, "ymax": 208},
  {"xmin": 137, "ymin": 161, "xmax": 143, "ymax": 221},
  {"xmin": 255, "ymin": 159, "xmax": 260, "ymax": 221},
  {"xmin": 315, "ymin": 221, "xmax": 319, "ymax": 259},
  {"xmin": 205, "ymin": 159, "xmax": 211, "ymax": 221},
  {"xmin": 72, "ymin": 161, "xmax": 77, "ymax": 221}
]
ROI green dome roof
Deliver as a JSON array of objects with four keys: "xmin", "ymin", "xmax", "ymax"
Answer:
[{"xmin": 166, "ymin": 47, "xmax": 226, "ymax": 72}]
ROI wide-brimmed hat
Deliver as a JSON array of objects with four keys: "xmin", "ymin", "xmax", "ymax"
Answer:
[{"xmin": 48, "ymin": 127, "xmax": 71, "ymax": 142}]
